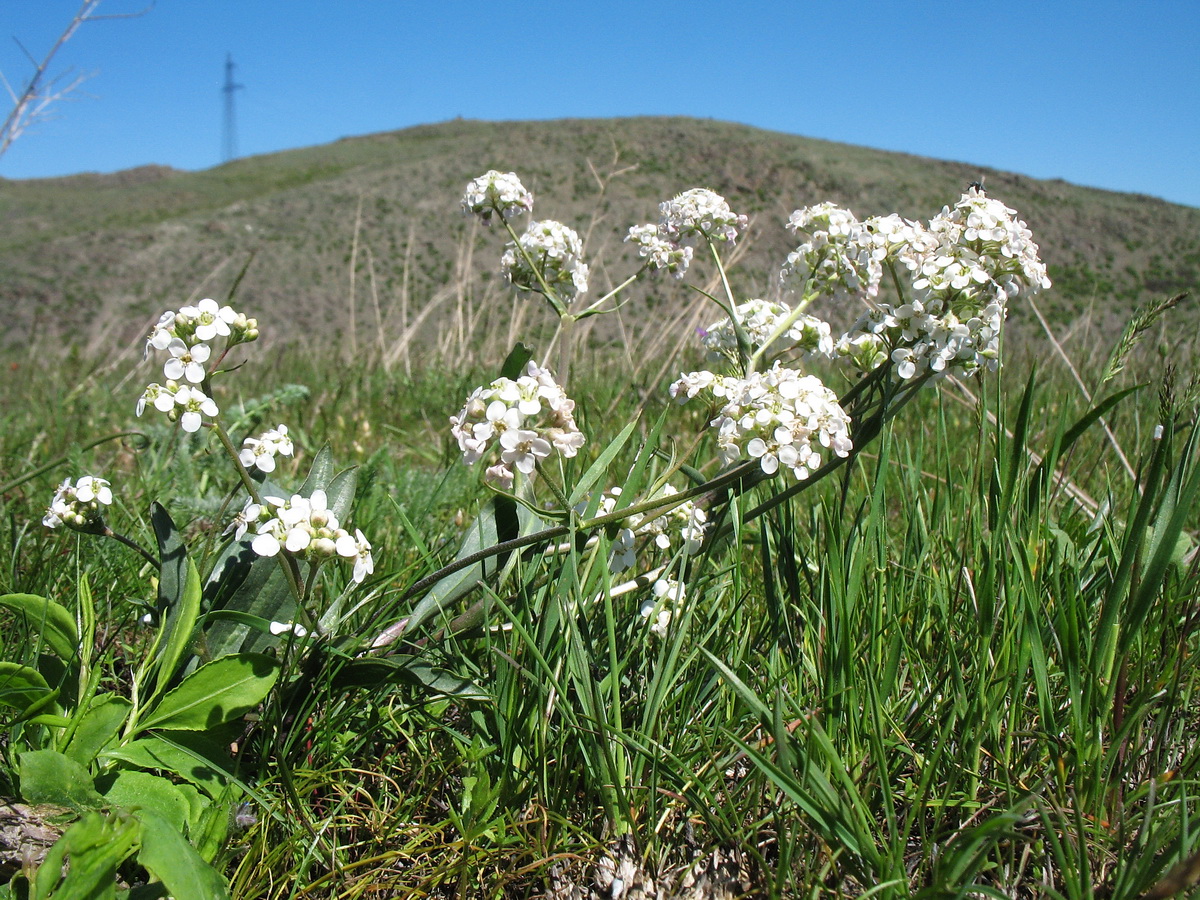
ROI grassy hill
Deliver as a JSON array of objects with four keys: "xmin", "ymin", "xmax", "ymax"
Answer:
[{"xmin": 1, "ymin": 116, "xmax": 1197, "ymax": 356}]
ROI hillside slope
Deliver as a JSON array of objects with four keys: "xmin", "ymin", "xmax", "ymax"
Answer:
[{"xmin": 1, "ymin": 117, "xmax": 1196, "ymax": 355}]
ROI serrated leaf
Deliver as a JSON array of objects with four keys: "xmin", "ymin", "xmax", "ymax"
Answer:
[
  {"xmin": 0, "ymin": 593, "xmax": 78, "ymax": 662},
  {"xmin": 137, "ymin": 654, "xmax": 279, "ymax": 732}
]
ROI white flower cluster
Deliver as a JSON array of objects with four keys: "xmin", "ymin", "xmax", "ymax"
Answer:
[
  {"xmin": 237, "ymin": 489, "xmax": 374, "ymax": 584},
  {"xmin": 43, "ymin": 475, "xmax": 113, "ymax": 531},
  {"xmin": 833, "ymin": 187, "xmax": 1051, "ymax": 380},
  {"xmin": 625, "ymin": 223, "xmax": 693, "ymax": 278},
  {"xmin": 641, "ymin": 577, "xmax": 685, "ymax": 638},
  {"xmin": 588, "ymin": 484, "xmax": 708, "ymax": 572},
  {"xmin": 450, "ymin": 361, "xmax": 586, "ymax": 490},
  {"xmin": 671, "ymin": 363, "xmax": 852, "ymax": 481},
  {"xmin": 239, "ymin": 424, "xmax": 295, "ymax": 474},
  {"xmin": 699, "ymin": 298, "xmax": 833, "ymax": 362},
  {"xmin": 659, "ymin": 188, "xmax": 748, "ymax": 245},
  {"xmin": 136, "ymin": 383, "xmax": 219, "ymax": 433},
  {"xmin": 501, "ymin": 219, "xmax": 589, "ymax": 301},
  {"xmin": 461, "ymin": 170, "xmax": 533, "ymax": 223},
  {"xmin": 140, "ymin": 298, "xmax": 258, "ymax": 431},
  {"xmin": 780, "ymin": 203, "xmax": 883, "ymax": 303}
]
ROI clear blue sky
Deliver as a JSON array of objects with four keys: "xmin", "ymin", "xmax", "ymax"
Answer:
[{"xmin": 2, "ymin": 1, "xmax": 1198, "ymax": 208}]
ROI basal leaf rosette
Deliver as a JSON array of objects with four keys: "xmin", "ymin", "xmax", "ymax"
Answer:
[
  {"xmin": 672, "ymin": 363, "xmax": 852, "ymax": 481},
  {"xmin": 450, "ymin": 361, "xmax": 585, "ymax": 490}
]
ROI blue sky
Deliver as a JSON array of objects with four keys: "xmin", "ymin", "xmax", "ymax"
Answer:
[{"xmin": 2, "ymin": 1, "xmax": 1198, "ymax": 208}]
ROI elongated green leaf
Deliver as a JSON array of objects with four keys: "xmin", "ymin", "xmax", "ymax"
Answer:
[
  {"xmin": 102, "ymin": 732, "xmax": 234, "ymax": 797},
  {"xmin": 567, "ymin": 419, "xmax": 639, "ymax": 508},
  {"xmin": 0, "ymin": 593, "xmax": 78, "ymax": 662},
  {"xmin": 333, "ymin": 656, "xmax": 487, "ymax": 699},
  {"xmin": 138, "ymin": 654, "xmax": 279, "ymax": 732},
  {"xmin": 324, "ymin": 465, "xmax": 358, "ymax": 524},
  {"xmin": 298, "ymin": 443, "xmax": 335, "ymax": 496},
  {"xmin": 136, "ymin": 809, "xmax": 231, "ymax": 899},
  {"xmin": 0, "ymin": 662, "xmax": 53, "ymax": 712},
  {"xmin": 150, "ymin": 503, "xmax": 202, "ymax": 700},
  {"xmin": 102, "ymin": 771, "xmax": 190, "ymax": 835},
  {"xmin": 32, "ymin": 810, "xmax": 139, "ymax": 900},
  {"xmin": 202, "ymin": 541, "xmax": 294, "ymax": 659},
  {"xmin": 402, "ymin": 497, "xmax": 544, "ymax": 636},
  {"xmin": 19, "ymin": 749, "xmax": 104, "ymax": 810},
  {"xmin": 64, "ymin": 694, "xmax": 131, "ymax": 768},
  {"xmin": 499, "ymin": 342, "xmax": 534, "ymax": 380}
]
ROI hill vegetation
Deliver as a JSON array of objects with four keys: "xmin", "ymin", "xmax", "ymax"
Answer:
[{"xmin": 2, "ymin": 116, "xmax": 1197, "ymax": 356}]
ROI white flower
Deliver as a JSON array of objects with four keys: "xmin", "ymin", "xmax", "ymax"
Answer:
[
  {"xmin": 676, "ymin": 363, "xmax": 852, "ymax": 481},
  {"xmin": 171, "ymin": 385, "xmax": 218, "ymax": 432},
  {"xmin": 145, "ymin": 311, "xmax": 176, "ymax": 358},
  {"xmin": 248, "ymin": 490, "xmax": 373, "ymax": 582},
  {"xmin": 659, "ymin": 189, "xmax": 748, "ymax": 245},
  {"xmin": 642, "ymin": 578, "xmax": 686, "ymax": 637},
  {"xmin": 269, "ymin": 621, "xmax": 309, "ymax": 638},
  {"xmin": 450, "ymin": 362, "xmax": 585, "ymax": 484},
  {"xmin": 625, "ymin": 223, "xmax": 692, "ymax": 277},
  {"xmin": 462, "ymin": 170, "xmax": 533, "ymax": 222},
  {"xmin": 501, "ymin": 220, "xmax": 589, "ymax": 300},
  {"xmin": 178, "ymin": 298, "xmax": 237, "ymax": 342},
  {"xmin": 43, "ymin": 475, "xmax": 113, "ymax": 530},
  {"xmin": 239, "ymin": 424, "xmax": 295, "ymax": 474},
  {"xmin": 780, "ymin": 203, "xmax": 881, "ymax": 302},
  {"xmin": 163, "ymin": 338, "xmax": 211, "ymax": 384},
  {"xmin": 700, "ymin": 298, "xmax": 834, "ymax": 362}
]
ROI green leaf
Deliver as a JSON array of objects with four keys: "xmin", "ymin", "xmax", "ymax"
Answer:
[
  {"xmin": 64, "ymin": 694, "xmax": 131, "ymax": 768},
  {"xmin": 135, "ymin": 809, "xmax": 231, "ymax": 900},
  {"xmin": 102, "ymin": 732, "xmax": 234, "ymax": 797},
  {"xmin": 402, "ymin": 497, "xmax": 544, "ymax": 636},
  {"xmin": 102, "ymin": 771, "xmax": 190, "ymax": 835},
  {"xmin": 0, "ymin": 594, "xmax": 78, "ymax": 662},
  {"xmin": 202, "ymin": 541, "xmax": 294, "ymax": 659},
  {"xmin": 150, "ymin": 504, "xmax": 202, "ymax": 700},
  {"xmin": 0, "ymin": 662, "xmax": 55, "ymax": 714},
  {"xmin": 499, "ymin": 342, "xmax": 534, "ymax": 380},
  {"xmin": 332, "ymin": 656, "xmax": 487, "ymax": 699},
  {"xmin": 32, "ymin": 810, "xmax": 140, "ymax": 900},
  {"xmin": 137, "ymin": 654, "xmax": 279, "ymax": 732},
  {"xmin": 19, "ymin": 749, "xmax": 104, "ymax": 811},
  {"xmin": 567, "ymin": 419, "xmax": 638, "ymax": 508}
]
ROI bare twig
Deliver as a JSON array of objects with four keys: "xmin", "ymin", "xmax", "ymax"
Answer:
[{"xmin": 0, "ymin": 1, "xmax": 154, "ymax": 160}]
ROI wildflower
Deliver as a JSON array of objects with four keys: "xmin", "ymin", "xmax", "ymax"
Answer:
[
  {"xmin": 225, "ymin": 499, "xmax": 263, "ymax": 540},
  {"xmin": 625, "ymin": 223, "xmax": 693, "ymax": 277},
  {"xmin": 177, "ymin": 298, "xmax": 238, "ymax": 342},
  {"xmin": 450, "ymin": 361, "xmax": 585, "ymax": 489},
  {"xmin": 642, "ymin": 578, "xmax": 686, "ymax": 637},
  {"xmin": 144, "ymin": 311, "xmax": 176, "ymax": 358},
  {"xmin": 700, "ymin": 298, "xmax": 833, "ymax": 361},
  {"xmin": 780, "ymin": 203, "xmax": 882, "ymax": 302},
  {"xmin": 672, "ymin": 363, "xmax": 853, "ymax": 481},
  {"xmin": 269, "ymin": 621, "xmax": 309, "ymax": 638},
  {"xmin": 501, "ymin": 220, "xmax": 589, "ymax": 301},
  {"xmin": 239, "ymin": 424, "xmax": 295, "ymax": 474},
  {"xmin": 461, "ymin": 170, "xmax": 534, "ymax": 222},
  {"xmin": 249, "ymin": 489, "xmax": 374, "ymax": 583},
  {"xmin": 171, "ymin": 385, "xmax": 219, "ymax": 433},
  {"xmin": 163, "ymin": 337, "xmax": 211, "ymax": 384},
  {"xmin": 44, "ymin": 476, "xmax": 113, "ymax": 531},
  {"xmin": 659, "ymin": 188, "xmax": 748, "ymax": 245},
  {"xmin": 136, "ymin": 382, "xmax": 177, "ymax": 417}
]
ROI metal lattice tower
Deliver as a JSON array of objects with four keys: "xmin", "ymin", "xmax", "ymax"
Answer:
[{"xmin": 221, "ymin": 53, "xmax": 243, "ymax": 163}]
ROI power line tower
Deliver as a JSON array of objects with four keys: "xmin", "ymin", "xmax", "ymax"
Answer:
[{"xmin": 221, "ymin": 53, "xmax": 243, "ymax": 163}]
